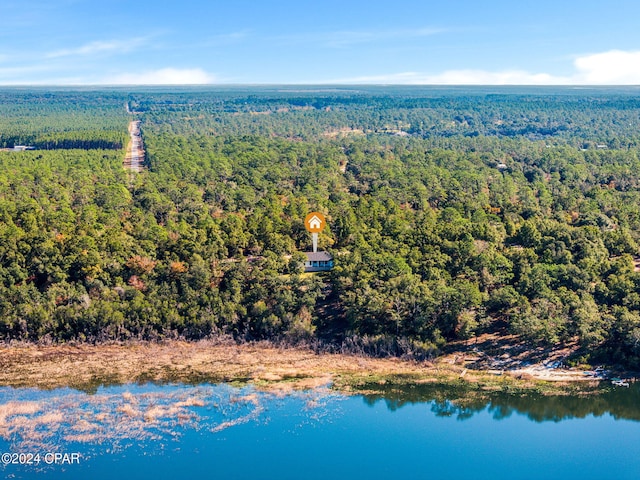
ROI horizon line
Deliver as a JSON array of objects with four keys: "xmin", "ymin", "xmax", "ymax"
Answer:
[{"xmin": 0, "ymin": 83, "xmax": 639, "ymax": 88}]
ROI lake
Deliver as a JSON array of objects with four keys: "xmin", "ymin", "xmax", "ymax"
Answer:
[{"xmin": 1, "ymin": 381, "xmax": 640, "ymax": 479}]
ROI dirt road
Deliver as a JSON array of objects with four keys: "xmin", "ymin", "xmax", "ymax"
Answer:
[{"xmin": 124, "ymin": 120, "xmax": 144, "ymax": 172}]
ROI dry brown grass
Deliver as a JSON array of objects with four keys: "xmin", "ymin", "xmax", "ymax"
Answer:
[
  {"xmin": 0, "ymin": 340, "xmax": 608, "ymax": 396},
  {"xmin": 0, "ymin": 341, "xmax": 435, "ymax": 391}
]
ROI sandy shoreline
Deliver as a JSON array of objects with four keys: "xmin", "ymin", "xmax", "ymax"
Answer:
[{"xmin": 0, "ymin": 340, "xmax": 621, "ymax": 394}]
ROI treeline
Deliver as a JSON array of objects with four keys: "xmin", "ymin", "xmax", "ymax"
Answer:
[
  {"xmin": 134, "ymin": 86, "xmax": 640, "ymax": 147},
  {"xmin": 32, "ymin": 131, "xmax": 126, "ymax": 150},
  {"xmin": 2, "ymin": 88, "xmax": 640, "ymax": 368},
  {"xmin": 0, "ymin": 89, "xmax": 128, "ymax": 148}
]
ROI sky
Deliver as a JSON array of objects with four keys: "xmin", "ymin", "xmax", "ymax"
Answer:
[{"xmin": 2, "ymin": 0, "xmax": 640, "ymax": 85}]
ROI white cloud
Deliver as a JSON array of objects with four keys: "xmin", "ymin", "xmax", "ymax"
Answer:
[
  {"xmin": 327, "ymin": 28, "xmax": 445, "ymax": 47},
  {"xmin": 198, "ymin": 30, "xmax": 251, "ymax": 49},
  {"xmin": 574, "ymin": 50, "xmax": 640, "ymax": 84},
  {"xmin": 277, "ymin": 27, "xmax": 445, "ymax": 48},
  {"xmin": 334, "ymin": 70, "xmax": 562, "ymax": 85},
  {"xmin": 0, "ymin": 64, "xmax": 56, "ymax": 81},
  {"xmin": 425, "ymin": 70, "xmax": 564, "ymax": 85},
  {"xmin": 106, "ymin": 68, "xmax": 215, "ymax": 85},
  {"xmin": 47, "ymin": 38, "xmax": 149, "ymax": 58},
  {"xmin": 334, "ymin": 49, "xmax": 640, "ymax": 85},
  {"xmin": 209, "ymin": 30, "xmax": 250, "ymax": 43}
]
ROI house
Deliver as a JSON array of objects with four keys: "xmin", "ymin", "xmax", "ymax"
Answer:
[
  {"xmin": 304, "ymin": 251, "xmax": 333, "ymax": 272},
  {"xmin": 307, "ymin": 215, "xmax": 323, "ymax": 231}
]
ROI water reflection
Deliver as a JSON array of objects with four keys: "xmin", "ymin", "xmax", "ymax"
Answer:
[
  {"xmin": 0, "ymin": 384, "xmax": 341, "ymax": 462},
  {"xmin": 360, "ymin": 382, "xmax": 640, "ymax": 422},
  {"xmin": 2, "ymin": 381, "xmax": 640, "ymax": 479}
]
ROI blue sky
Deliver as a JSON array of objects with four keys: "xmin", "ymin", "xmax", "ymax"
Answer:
[{"xmin": 2, "ymin": 0, "xmax": 640, "ymax": 85}]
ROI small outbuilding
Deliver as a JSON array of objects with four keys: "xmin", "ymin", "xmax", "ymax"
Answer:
[{"xmin": 304, "ymin": 251, "xmax": 333, "ymax": 272}]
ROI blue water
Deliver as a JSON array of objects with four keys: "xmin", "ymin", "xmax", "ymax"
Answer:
[{"xmin": 1, "ymin": 383, "xmax": 640, "ymax": 479}]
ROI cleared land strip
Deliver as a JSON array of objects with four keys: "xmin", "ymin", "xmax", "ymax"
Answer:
[
  {"xmin": 0, "ymin": 341, "xmax": 622, "ymax": 394},
  {"xmin": 124, "ymin": 120, "xmax": 144, "ymax": 172}
]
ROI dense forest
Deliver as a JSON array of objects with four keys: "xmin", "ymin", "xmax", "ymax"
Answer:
[{"xmin": 2, "ymin": 86, "xmax": 640, "ymax": 367}]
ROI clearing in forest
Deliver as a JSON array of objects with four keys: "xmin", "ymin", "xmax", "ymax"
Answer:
[{"xmin": 124, "ymin": 120, "xmax": 144, "ymax": 172}]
